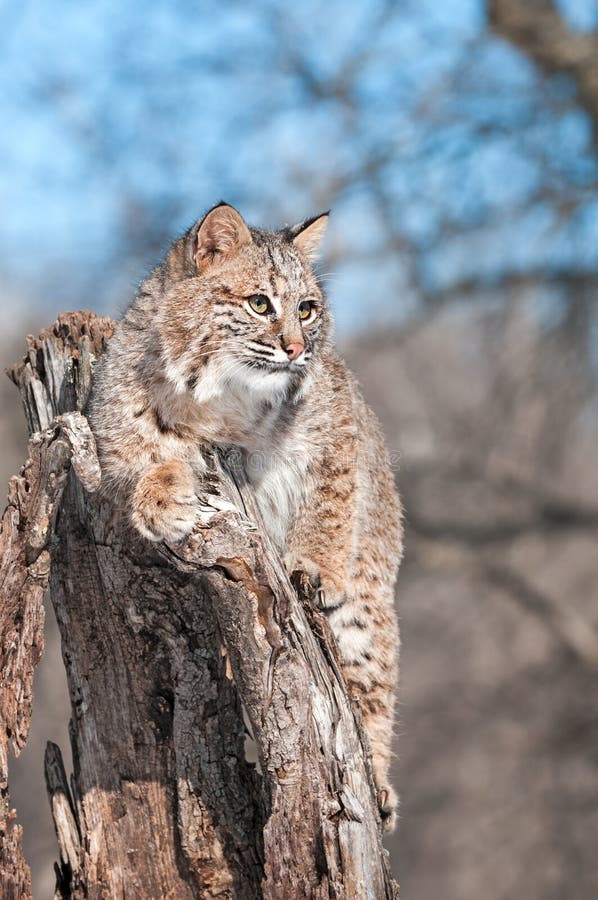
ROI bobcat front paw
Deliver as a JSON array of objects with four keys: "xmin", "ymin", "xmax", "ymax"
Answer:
[
  {"xmin": 284, "ymin": 553, "xmax": 321, "ymax": 583},
  {"xmin": 131, "ymin": 460, "xmax": 198, "ymax": 542},
  {"xmin": 377, "ymin": 784, "xmax": 398, "ymax": 833},
  {"xmin": 284, "ymin": 554, "xmax": 322, "ymax": 599}
]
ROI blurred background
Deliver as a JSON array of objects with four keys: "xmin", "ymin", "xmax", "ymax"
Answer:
[{"xmin": 2, "ymin": 1, "xmax": 598, "ymax": 897}]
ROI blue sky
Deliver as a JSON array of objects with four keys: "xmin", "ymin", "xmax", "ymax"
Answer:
[{"xmin": 1, "ymin": 0, "xmax": 597, "ymax": 333}]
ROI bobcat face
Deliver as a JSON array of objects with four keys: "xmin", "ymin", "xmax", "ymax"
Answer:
[
  {"xmin": 160, "ymin": 204, "xmax": 331, "ymax": 402},
  {"xmin": 196, "ymin": 233, "xmax": 328, "ymax": 385}
]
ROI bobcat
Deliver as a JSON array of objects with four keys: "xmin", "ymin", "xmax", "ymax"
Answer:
[{"xmin": 89, "ymin": 203, "xmax": 403, "ymax": 829}]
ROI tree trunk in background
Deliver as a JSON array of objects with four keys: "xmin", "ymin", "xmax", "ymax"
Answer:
[
  {"xmin": 489, "ymin": 0, "xmax": 598, "ymax": 143},
  {"xmin": 1, "ymin": 312, "xmax": 397, "ymax": 899}
]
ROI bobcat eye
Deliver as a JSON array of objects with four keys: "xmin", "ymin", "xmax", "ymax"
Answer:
[
  {"xmin": 298, "ymin": 300, "xmax": 314, "ymax": 321},
  {"xmin": 247, "ymin": 294, "xmax": 271, "ymax": 315}
]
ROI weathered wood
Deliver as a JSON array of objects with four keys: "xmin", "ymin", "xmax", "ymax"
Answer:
[
  {"xmin": 4, "ymin": 311, "xmax": 398, "ymax": 898},
  {"xmin": 0, "ymin": 807, "xmax": 31, "ymax": 900},
  {"xmin": 45, "ymin": 741, "xmax": 83, "ymax": 897},
  {"xmin": 159, "ymin": 462, "xmax": 398, "ymax": 899},
  {"xmin": 0, "ymin": 410, "xmax": 96, "ymax": 898}
]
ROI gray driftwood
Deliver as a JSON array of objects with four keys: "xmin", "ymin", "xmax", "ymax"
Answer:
[{"xmin": 1, "ymin": 311, "xmax": 398, "ymax": 899}]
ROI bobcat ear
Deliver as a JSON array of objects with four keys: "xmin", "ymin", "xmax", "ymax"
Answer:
[
  {"xmin": 194, "ymin": 203, "xmax": 252, "ymax": 271},
  {"xmin": 288, "ymin": 212, "xmax": 329, "ymax": 259}
]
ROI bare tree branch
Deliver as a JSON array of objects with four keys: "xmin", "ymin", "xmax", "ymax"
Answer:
[
  {"xmin": 489, "ymin": 0, "xmax": 598, "ymax": 142},
  {"xmin": 484, "ymin": 562, "xmax": 598, "ymax": 669}
]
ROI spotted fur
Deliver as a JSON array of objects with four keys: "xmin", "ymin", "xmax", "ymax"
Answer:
[{"xmin": 89, "ymin": 203, "xmax": 403, "ymax": 829}]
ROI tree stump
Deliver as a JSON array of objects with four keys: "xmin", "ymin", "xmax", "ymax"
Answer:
[{"xmin": 1, "ymin": 311, "xmax": 398, "ymax": 899}]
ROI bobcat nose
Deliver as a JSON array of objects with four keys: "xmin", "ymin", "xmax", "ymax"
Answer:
[{"xmin": 284, "ymin": 341, "xmax": 304, "ymax": 361}]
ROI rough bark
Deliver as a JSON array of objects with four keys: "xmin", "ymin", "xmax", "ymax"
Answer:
[
  {"xmin": 0, "ymin": 406, "xmax": 98, "ymax": 898},
  {"xmin": 2, "ymin": 311, "xmax": 397, "ymax": 898},
  {"xmin": 489, "ymin": 0, "xmax": 598, "ymax": 143}
]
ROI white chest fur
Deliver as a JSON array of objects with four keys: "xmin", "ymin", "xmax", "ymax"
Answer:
[
  {"xmin": 166, "ymin": 356, "xmax": 314, "ymax": 546},
  {"xmin": 244, "ymin": 435, "xmax": 312, "ymax": 549}
]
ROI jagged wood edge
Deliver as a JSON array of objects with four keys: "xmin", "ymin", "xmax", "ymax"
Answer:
[{"xmin": 0, "ymin": 411, "xmax": 101, "ymax": 899}]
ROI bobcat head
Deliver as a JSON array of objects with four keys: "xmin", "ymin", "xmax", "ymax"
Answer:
[{"xmin": 158, "ymin": 203, "xmax": 331, "ymax": 403}]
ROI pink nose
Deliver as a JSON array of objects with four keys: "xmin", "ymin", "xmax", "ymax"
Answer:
[{"xmin": 285, "ymin": 341, "xmax": 304, "ymax": 361}]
